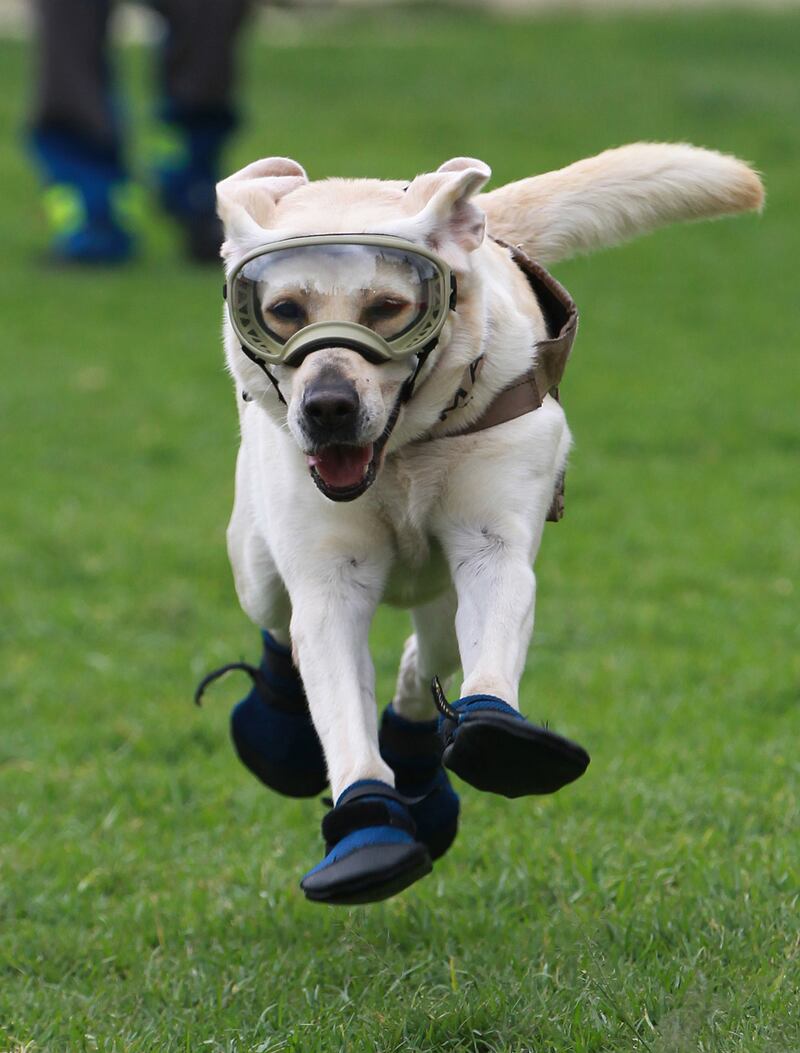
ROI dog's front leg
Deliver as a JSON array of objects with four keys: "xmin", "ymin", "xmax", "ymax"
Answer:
[
  {"xmin": 284, "ymin": 547, "xmax": 394, "ymax": 802},
  {"xmin": 432, "ymin": 415, "xmax": 589, "ymax": 797},
  {"xmin": 435, "ymin": 407, "xmax": 569, "ymax": 704},
  {"xmin": 269, "ymin": 508, "xmax": 436, "ymax": 905},
  {"xmin": 446, "ymin": 516, "xmax": 538, "ymax": 708},
  {"xmin": 438, "ymin": 508, "xmax": 589, "ymax": 796}
]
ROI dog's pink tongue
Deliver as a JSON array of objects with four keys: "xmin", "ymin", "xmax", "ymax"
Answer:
[{"xmin": 307, "ymin": 444, "xmax": 373, "ymax": 490}]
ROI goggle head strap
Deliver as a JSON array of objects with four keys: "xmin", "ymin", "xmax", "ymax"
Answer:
[
  {"xmin": 399, "ymin": 335, "xmax": 440, "ymax": 404},
  {"xmin": 239, "ymin": 331, "xmax": 441, "ymax": 410},
  {"xmin": 239, "ymin": 343, "xmax": 288, "ymax": 406}
]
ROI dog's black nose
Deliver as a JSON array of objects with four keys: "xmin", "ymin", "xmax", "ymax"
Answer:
[{"xmin": 302, "ymin": 378, "xmax": 360, "ymax": 438}]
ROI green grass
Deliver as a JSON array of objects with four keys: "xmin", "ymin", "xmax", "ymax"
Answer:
[{"xmin": 1, "ymin": 8, "xmax": 799, "ymax": 1051}]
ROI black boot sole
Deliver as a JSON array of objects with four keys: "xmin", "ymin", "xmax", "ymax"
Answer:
[
  {"xmin": 442, "ymin": 713, "xmax": 589, "ymax": 798},
  {"xmin": 301, "ymin": 843, "xmax": 432, "ymax": 906}
]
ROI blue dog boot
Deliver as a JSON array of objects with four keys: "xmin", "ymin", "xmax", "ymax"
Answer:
[
  {"xmin": 301, "ymin": 780, "xmax": 432, "ymax": 905},
  {"xmin": 432, "ymin": 677, "xmax": 590, "ymax": 798},
  {"xmin": 379, "ymin": 704, "xmax": 459, "ymax": 861},
  {"xmin": 195, "ymin": 631, "xmax": 327, "ymax": 798}
]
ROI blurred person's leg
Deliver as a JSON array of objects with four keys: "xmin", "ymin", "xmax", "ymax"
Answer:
[
  {"xmin": 153, "ymin": 0, "xmax": 251, "ymax": 261},
  {"xmin": 29, "ymin": 0, "xmax": 137, "ymax": 264}
]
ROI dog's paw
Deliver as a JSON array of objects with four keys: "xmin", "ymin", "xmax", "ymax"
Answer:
[
  {"xmin": 433, "ymin": 683, "xmax": 590, "ymax": 798},
  {"xmin": 300, "ymin": 780, "xmax": 432, "ymax": 905}
]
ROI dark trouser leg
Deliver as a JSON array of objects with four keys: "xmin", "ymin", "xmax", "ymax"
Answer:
[
  {"xmin": 29, "ymin": 0, "xmax": 135, "ymax": 262},
  {"xmin": 152, "ymin": 0, "xmax": 251, "ymax": 250},
  {"xmin": 157, "ymin": 0, "xmax": 251, "ymax": 121},
  {"xmin": 31, "ymin": 0, "xmax": 118, "ymax": 152}
]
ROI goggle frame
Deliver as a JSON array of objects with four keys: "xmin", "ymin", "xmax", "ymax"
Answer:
[{"xmin": 226, "ymin": 233, "xmax": 456, "ymax": 367}]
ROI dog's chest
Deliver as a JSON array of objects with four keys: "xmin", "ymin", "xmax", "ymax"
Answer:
[{"xmin": 377, "ymin": 449, "xmax": 452, "ymax": 608}]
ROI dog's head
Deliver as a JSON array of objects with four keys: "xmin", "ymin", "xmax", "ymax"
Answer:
[{"xmin": 217, "ymin": 157, "xmax": 490, "ymax": 501}]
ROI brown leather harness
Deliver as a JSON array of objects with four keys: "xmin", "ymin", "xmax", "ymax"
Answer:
[{"xmin": 427, "ymin": 242, "xmax": 578, "ymax": 522}]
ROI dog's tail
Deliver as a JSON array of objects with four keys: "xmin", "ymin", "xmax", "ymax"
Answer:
[{"xmin": 480, "ymin": 142, "xmax": 764, "ymax": 266}]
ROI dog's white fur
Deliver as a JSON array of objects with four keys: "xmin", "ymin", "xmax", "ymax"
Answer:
[{"xmin": 218, "ymin": 143, "xmax": 762, "ymax": 800}]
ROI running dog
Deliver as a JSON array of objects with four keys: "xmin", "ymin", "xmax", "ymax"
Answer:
[{"xmin": 198, "ymin": 144, "xmax": 762, "ymax": 904}]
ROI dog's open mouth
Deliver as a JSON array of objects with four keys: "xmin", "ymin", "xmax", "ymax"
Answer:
[
  {"xmin": 305, "ymin": 396, "xmax": 404, "ymax": 502},
  {"xmin": 306, "ymin": 443, "xmax": 378, "ymax": 501}
]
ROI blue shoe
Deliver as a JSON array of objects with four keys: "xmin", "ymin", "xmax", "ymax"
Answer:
[
  {"xmin": 432, "ymin": 678, "xmax": 590, "ymax": 798},
  {"xmin": 195, "ymin": 631, "xmax": 327, "ymax": 798},
  {"xmin": 46, "ymin": 202, "xmax": 135, "ymax": 265},
  {"xmin": 156, "ymin": 163, "xmax": 221, "ymax": 263},
  {"xmin": 30, "ymin": 129, "xmax": 137, "ymax": 265},
  {"xmin": 152, "ymin": 120, "xmax": 225, "ymax": 262},
  {"xmin": 301, "ymin": 780, "xmax": 432, "ymax": 905},
  {"xmin": 379, "ymin": 704, "xmax": 459, "ymax": 861}
]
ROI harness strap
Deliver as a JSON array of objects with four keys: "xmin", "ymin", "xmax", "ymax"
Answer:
[
  {"xmin": 456, "ymin": 370, "xmax": 545, "ymax": 434},
  {"xmin": 442, "ymin": 244, "xmax": 578, "ymax": 437},
  {"xmin": 428, "ymin": 243, "xmax": 578, "ymax": 522}
]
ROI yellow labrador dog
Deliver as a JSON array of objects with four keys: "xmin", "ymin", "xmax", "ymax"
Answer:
[{"xmin": 204, "ymin": 144, "xmax": 762, "ymax": 904}]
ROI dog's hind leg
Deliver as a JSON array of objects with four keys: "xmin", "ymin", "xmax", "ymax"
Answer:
[
  {"xmin": 378, "ymin": 589, "xmax": 462, "ymax": 861},
  {"xmin": 392, "ymin": 590, "xmax": 460, "ymax": 722}
]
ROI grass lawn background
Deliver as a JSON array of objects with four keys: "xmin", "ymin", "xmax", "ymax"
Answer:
[{"xmin": 1, "ymin": 8, "xmax": 798, "ymax": 1051}]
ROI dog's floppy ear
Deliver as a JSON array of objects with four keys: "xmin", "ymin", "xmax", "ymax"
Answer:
[
  {"xmin": 405, "ymin": 158, "xmax": 491, "ymax": 264},
  {"xmin": 217, "ymin": 157, "xmax": 308, "ymax": 245}
]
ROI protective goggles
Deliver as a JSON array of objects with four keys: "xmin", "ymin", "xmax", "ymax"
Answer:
[{"xmin": 226, "ymin": 234, "xmax": 456, "ymax": 367}]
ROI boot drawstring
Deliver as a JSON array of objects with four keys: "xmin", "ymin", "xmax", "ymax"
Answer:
[{"xmin": 194, "ymin": 661, "xmax": 265, "ymax": 707}]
